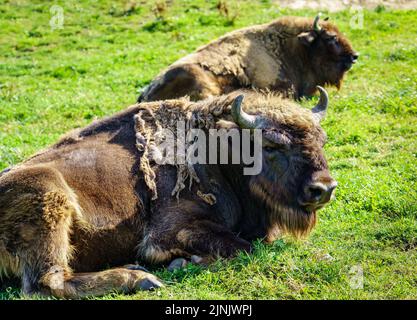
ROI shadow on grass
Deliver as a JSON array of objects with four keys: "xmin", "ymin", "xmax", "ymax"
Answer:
[{"xmin": 154, "ymin": 238, "xmax": 292, "ymax": 286}]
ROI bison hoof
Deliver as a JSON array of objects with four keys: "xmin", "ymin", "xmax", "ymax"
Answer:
[
  {"xmin": 191, "ymin": 255, "xmax": 203, "ymax": 264},
  {"xmin": 137, "ymin": 277, "xmax": 164, "ymax": 291},
  {"xmin": 167, "ymin": 258, "xmax": 189, "ymax": 272},
  {"xmin": 124, "ymin": 264, "xmax": 149, "ymax": 272},
  {"xmin": 191, "ymin": 255, "xmax": 213, "ymax": 266}
]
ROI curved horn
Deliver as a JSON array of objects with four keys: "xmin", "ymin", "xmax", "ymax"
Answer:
[
  {"xmin": 231, "ymin": 95, "xmax": 263, "ymax": 129},
  {"xmin": 313, "ymin": 14, "xmax": 321, "ymax": 32},
  {"xmin": 312, "ymin": 86, "xmax": 328, "ymax": 122}
]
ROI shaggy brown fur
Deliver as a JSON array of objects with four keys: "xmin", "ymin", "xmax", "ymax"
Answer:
[
  {"xmin": 0, "ymin": 91, "xmax": 335, "ymax": 298},
  {"xmin": 138, "ymin": 16, "xmax": 358, "ymax": 102}
]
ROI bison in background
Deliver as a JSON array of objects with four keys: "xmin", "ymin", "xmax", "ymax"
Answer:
[
  {"xmin": 138, "ymin": 15, "xmax": 358, "ymax": 102},
  {"xmin": 0, "ymin": 87, "xmax": 336, "ymax": 298}
]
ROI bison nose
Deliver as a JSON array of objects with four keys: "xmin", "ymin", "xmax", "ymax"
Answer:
[
  {"xmin": 351, "ymin": 52, "xmax": 359, "ymax": 63},
  {"xmin": 300, "ymin": 180, "xmax": 337, "ymax": 209}
]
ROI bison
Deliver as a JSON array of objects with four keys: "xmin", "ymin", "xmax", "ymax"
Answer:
[
  {"xmin": 138, "ymin": 15, "xmax": 358, "ymax": 102},
  {"xmin": 0, "ymin": 87, "xmax": 336, "ymax": 298}
]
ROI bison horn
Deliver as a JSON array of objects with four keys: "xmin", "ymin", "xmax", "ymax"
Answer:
[
  {"xmin": 313, "ymin": 14, "xmax": 321, "ymax": 32},
  {"xmin": 312, "ymin": 86, "xmax": 328, "ymax": 122},
  {"xmin": 231, "ymin": 95, "xmax": 263, "ymax": 129}
]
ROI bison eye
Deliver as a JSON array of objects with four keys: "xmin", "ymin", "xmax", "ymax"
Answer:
[
  {"xmin": 327, "ymin": 35, "xmax": 338, "ymax": 44},
  {"xmin": 264, "ymin": 146, "xmax": 276, "ymax": 153}
]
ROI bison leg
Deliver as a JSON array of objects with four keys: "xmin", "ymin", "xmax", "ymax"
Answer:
[
  {"xmin": 14, "ymin": 188, "xmax": 162, "ymax": 298},
  {"xmin": 138, "ymin": 64, "xmax": 222, "ymax": 102},
  {"xmin": 40, "ymin": 266, "xmax": 163, "ymax": 299},
  {"xmin": 175, "ymin": 220, "xmax": 253, "ymax": 259},
  {"xmin": 140, "ymin": 219, "xmax": 252, "ymax": 265},
  {"xmin": 0, "ymin": 166, "xmax": 162, "ymax": 298}
]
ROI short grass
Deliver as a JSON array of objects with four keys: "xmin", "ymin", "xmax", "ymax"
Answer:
[{"xmin": 0, "ymin": 0, "xmax": 416, "ymax": 300}]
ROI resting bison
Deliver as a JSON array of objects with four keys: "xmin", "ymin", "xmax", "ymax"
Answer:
[
  {"xmin": 138, "ymin": 15, "xmax": 358, "ymax": 102},
  {"xmin": 0, "ymin": 87, "xmax": 336, "ymax": 298}
]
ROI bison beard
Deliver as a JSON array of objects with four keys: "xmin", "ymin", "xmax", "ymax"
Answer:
[
  {"xmin": 0, "ymin": 90, "xmax": 334, "ymax": 298},
  {"xmin": 250, "ymin": 183, "xmax": 316, "ymax": 238}
]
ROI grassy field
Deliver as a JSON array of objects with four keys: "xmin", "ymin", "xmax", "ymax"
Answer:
[{"xmin": 0, "ymin": 0, "xmax": 416, "ymax": 300}]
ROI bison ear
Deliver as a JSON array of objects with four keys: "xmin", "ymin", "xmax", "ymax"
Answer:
[{"xmin": 298, "ymin": 31, "xmax": 317, "ymax": 46}]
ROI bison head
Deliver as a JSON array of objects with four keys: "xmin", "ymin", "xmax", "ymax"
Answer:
[
  {"xmin": 231, "ymin": 87, "xmax": 337, "ymax": 237},
  {"xmin": 297, "ymin": 15, "xmax": 358, "ymax": 93}
]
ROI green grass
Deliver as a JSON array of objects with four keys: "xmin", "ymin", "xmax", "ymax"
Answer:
[{"xmin": 0, "ymin": 0, "xmax": 416, "ymax": 300}]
